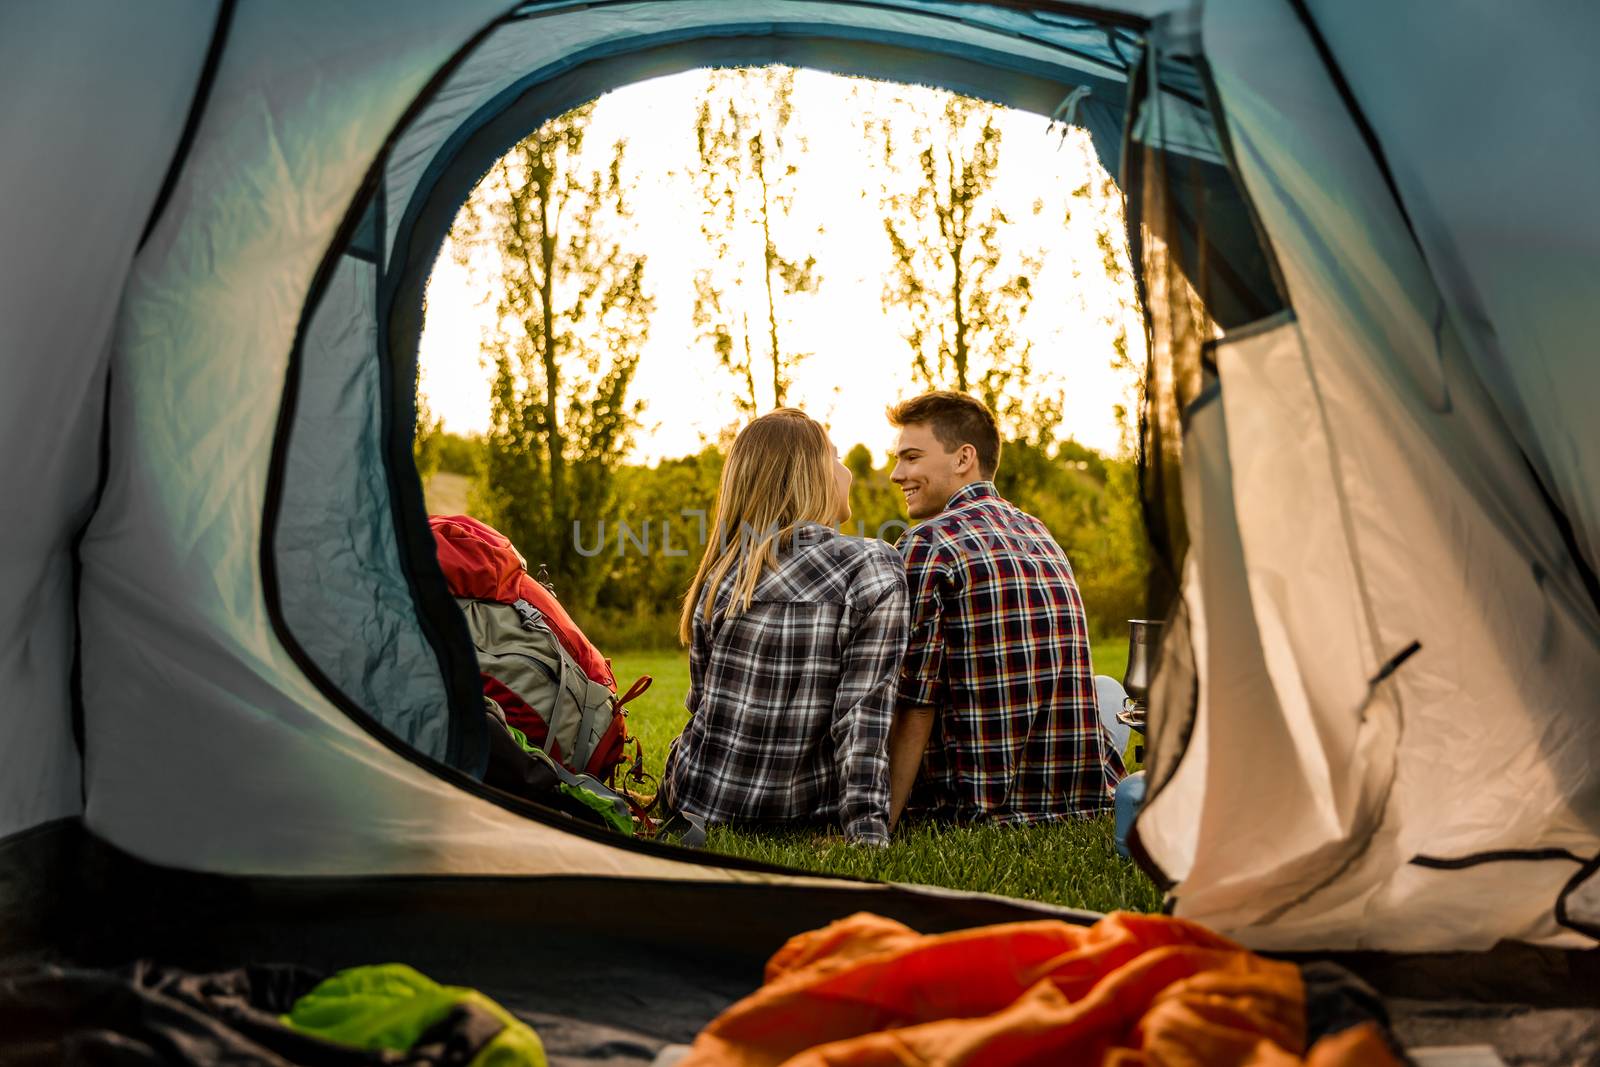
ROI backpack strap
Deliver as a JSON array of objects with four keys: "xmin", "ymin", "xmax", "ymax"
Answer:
[
  {"xmin": 615, "ymin": 674, "xmax": 653, "ymax": 709},
  {"xmin": 509, "ymin": 596, "xmax": 579, "ymax": 765},
  {"xmin": 624, "ymin": 792, "xmax": 656, "ymax": 836}
]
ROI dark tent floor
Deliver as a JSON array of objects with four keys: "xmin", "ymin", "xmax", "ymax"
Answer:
[
  {"xmin": 1, "ymin": 820, "xmax": 1085, "ymax": 1062},
  {"xmin": 3, "ymin": 822, "xmax": 1597, "ymax": 1065}
]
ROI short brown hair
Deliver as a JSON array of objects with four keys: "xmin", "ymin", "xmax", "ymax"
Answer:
[{"xmin": 887, "ymin": 391, "xmax": 1001, "ymax": 478}]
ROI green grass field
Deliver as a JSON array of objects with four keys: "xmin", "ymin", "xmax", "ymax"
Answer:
[{"xmin": 610, "ymin": 636, "xmax": 1161, "ymax": 913}]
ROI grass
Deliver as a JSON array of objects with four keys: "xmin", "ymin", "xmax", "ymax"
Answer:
[
  {"xmin": 703, "ymin": 819, "xmax": 1162, "ymax": 914},
  {"xmin": 1090, "ymin": 636, "xmax": 1129, "ymax": 694},
  {"xmin": 610, "ymin": 636, "xmax": 1162, "ymax": 914},
  {"xmin": 609, "ymin": 649, "xmax": 696, "ymax": 780}
]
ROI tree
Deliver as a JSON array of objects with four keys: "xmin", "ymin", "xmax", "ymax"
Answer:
[
  {"xmin": 591, "ymin": 446, "xmax": 725, "ymax": 648},
  {"xmin": 843, "ymin": 443, "xmax": 906, "ymax": 541},
  {"xmin": 1082, "ymin": 160, "xmax": 1164, "ymax": 620},
  {"xmin": 868, "ymin": 90, "xmax": 1061, "ymax": 444},
  {"xmin": 1071, "ymin": 450, "xmax": 1150, "ymax": 637},
  {"xmin": 432, "ymin": 431, "xmax": 484, "ymax": 477},
  {"xmin": 412, "ymin": 369, "xmax": 445, "ymax": 484},
  {"xmin": 690, "ymin": 67, "xmax": 821, "ymax": 415},
  {"xmin": 449, "ymin": 103, "xmax": 652, "ymax": 605}
]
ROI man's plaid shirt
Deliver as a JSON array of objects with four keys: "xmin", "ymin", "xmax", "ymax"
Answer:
[
  {"xmin": 662, "ymin": 523, "xmax": 908, "ymax": 844},
  {"xmin": 897, "ymin": 481, "xmax": 1123, "ymax": 823}
]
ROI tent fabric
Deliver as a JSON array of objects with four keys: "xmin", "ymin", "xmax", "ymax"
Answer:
[
  {"xmin": 1312, "ymin": 5, "xmax": 1600, "ymax": 919},
  {"xmin": 1, "ymin": 0, "xmax": 1598, "ymax": 975},
  {"xmin": 276, "ymin": 255, "xmax": 459, "ymax": 760},
  {"xmin": 78, "ymin": 0, "xmax": 552, "ymax": 872},
  {"xmin": 1304, "ymin": 0, "xmax": 1600, "ymax": 596},
  {"xmin": 0, "ymin": 0, "xmax": 220, "ymax": 841},
  {"xmin": 1126, "ymin": 0, "xmax": 1600, "ymax": 949}
]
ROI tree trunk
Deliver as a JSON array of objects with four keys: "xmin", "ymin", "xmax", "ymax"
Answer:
[
  {"xmin": 740, "ymin": 310, "xmax": 757, "ymax": 414},
  {"xmin": 755, "ymin": 132, "xmax": 784, "ymax": 407},
  {"xmin": 536, "ymin": 171, "xmax": 566, "ymax": 566},
  {"xmin": 943, "ymin": 146, "xmax": 969, "ymax": 392}
]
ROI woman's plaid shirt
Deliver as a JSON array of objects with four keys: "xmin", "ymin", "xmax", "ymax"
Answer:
[
  {"xmin": 662, "ymin": 524, "xmax": 909, "ymax": 844},
  {"xmin": 897, "ymin": 481, "xmax": 1124, "ymax": 823}
]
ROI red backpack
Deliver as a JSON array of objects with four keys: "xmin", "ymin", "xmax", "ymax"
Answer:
[{"xmin": 430, "ymin": 515, "xmax": 651, "ymax": 782}]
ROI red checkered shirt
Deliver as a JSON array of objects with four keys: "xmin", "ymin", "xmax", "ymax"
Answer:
[{"xmin": 897, "ymin": 481, "xmax": 1123, "ymax": 823}]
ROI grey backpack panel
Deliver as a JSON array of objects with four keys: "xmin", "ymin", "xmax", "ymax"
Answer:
[{"xmin": 455, "ymin": 597, "xmax": 613, "ymax": 772}]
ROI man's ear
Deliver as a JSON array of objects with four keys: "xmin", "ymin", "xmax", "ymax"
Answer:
[{"xmin": 955, "ymin": 443, "xmax": 978, "ymax": 475}]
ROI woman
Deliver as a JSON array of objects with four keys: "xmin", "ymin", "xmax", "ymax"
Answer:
[{"xmin": 660, "ymin": 409, "xmax": 908, "ymax": 845}]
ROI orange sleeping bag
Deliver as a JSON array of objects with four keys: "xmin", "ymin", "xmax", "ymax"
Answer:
[{"xmin": 680, "ymin": 911, "xmax": 1402, "ymax": 1067}]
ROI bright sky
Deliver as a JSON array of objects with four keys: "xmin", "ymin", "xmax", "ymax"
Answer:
[{"xmin": 418, "ymin": 67, "xmax": 1143, "ymax": 465}]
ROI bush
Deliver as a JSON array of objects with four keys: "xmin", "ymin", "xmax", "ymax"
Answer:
[{"xmin": 583, "ymin": 607, "xmax": 683, "ymax": 652}]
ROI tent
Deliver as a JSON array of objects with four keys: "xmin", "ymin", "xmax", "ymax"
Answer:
[{"xmin": 3, "ymin": 0, "xmax": 1597, "ymax": 1056}]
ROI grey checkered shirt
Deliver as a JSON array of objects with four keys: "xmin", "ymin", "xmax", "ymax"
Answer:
[{"xmin": 661, "ymin": 523, "xmax": 909, "ymax": 844}]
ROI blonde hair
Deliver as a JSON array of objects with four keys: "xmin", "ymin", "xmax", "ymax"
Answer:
[{"xmin": 680, "ymin": 409, "xmax": 843, "ymax": 643}]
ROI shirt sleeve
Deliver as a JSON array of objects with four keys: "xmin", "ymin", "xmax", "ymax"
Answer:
[
  {"xmin": 829, "ymin": 551, "xmax": 909, "ymax": 845},
  {"xmin": 897, "ymin": 528, "xmax": 951, "ymax": 710}
]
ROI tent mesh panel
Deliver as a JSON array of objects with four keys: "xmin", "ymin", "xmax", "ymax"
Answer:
[
  {"xmin": 1122, "ymin": 43, "xmax": 1286, "ymax": 884},
  {"xmin": 1125, "ymin": 47, "xmax": 1284, "ymax": 616}
]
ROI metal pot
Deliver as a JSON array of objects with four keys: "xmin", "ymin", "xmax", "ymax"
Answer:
[{"xmin": 1118, "ymin": 618, "xmax": 1162, "ymax": 728}]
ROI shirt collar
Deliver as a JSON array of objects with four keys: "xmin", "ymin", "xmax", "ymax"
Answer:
[{"xmin": 944, "ymin": 480, "xmax": 998, "ymax": 510}]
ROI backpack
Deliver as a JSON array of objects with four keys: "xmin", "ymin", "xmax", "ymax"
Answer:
[
  {"xmin": 429, "ymin": 515, "xmax": 652, "ymax": 783},
  {"xmin": 482, "ymin": 694, "xmax": 633, "ymax": 836}
]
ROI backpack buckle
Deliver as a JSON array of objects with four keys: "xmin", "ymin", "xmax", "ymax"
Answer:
[{"xmin": 511, "ymin": 598, "xmax": 545, "ymax": 630}]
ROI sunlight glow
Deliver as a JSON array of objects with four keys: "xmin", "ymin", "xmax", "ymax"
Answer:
[{"xmin": 418, "ymin": 67, "xmax": 1143, "ymax": 463}]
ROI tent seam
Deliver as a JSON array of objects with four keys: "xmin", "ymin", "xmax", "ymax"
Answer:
[{"xmin": 1409, "ymin": 849, "xmax": 1587, "ymax": 870}]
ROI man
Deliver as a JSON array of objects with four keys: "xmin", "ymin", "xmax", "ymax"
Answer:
[{"xmin": 885, "ymin": 391, "xmax": 1123, "ymax": 829}]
